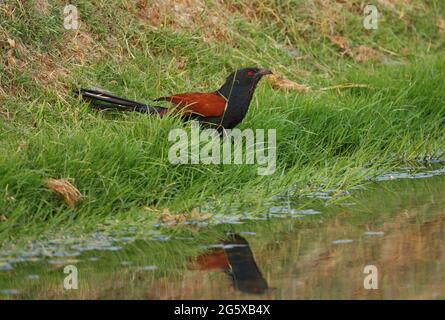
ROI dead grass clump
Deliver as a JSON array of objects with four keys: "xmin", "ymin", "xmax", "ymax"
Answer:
[
  {"xmin": 353, "ymin": 45, "xmax": 382, "ymax": 62},
  {"xmin": 46, "ymin": 178, "xmax": 82, "ymax": 208},
  {"xmin": 159, "ymin": 208, "xmax": 211, "ymax": 227},
  {"xmin": 267, "ymin": 73, "xmax": 311, "ymax": 93},
  {"xmin": 329, "ymin": 35, "xmax": 351, "ymax": 55}
]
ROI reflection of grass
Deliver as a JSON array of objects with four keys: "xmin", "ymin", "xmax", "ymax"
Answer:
[{"xmin": 1, "ymin": 1, "xmax": 445, "ymax": 244}]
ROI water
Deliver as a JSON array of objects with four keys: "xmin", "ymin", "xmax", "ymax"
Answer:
[{"xmin": 1, "ymin": 168, "xmax": 445, "ymax": 299}]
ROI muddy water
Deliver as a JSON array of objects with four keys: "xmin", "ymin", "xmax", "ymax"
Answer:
[{"xmin": 1, "ymin": 168, "xmax": 445, "ymax": 299}]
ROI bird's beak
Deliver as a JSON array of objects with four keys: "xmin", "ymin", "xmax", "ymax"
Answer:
[{"xmin": 256, "ymin": 69, "xmax": 273, "ymax": 77}]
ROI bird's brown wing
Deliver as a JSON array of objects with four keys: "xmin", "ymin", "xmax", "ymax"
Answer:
[
  {"xmin": 193, "ymin": 249, "xmax": 230, "ymax": 270},
  {"xmin": 155, "ymin": 93, "xmax": 227, "ymax": 118}
]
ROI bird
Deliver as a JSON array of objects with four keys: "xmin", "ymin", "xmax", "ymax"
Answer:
[
  {"xmin": 79, "ymin": 67, "xmax": 272, "ymax": 130},
  {"xmin": 192, "ymin": 233, "xmax": 268, "ymax": 294}
]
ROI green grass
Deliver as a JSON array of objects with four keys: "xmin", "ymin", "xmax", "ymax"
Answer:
[{"xmin": 0, "ymin": 0, "xmax": 445, "ymax": 245}]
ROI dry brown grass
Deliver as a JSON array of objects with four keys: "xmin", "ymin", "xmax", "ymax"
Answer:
[
  {"xmin": 267, "ymin": 73, "xmax": 311, "ymax": 93},
  {"xmin": 329, "ymin": 36, "xmax": 384, "ymax": 63},
  {"xmin": 159, "ymin": 207, "xmax": 211, "ymax": 227},
  {"xmin": 33, "ymin": 0, "xmax": 50, "ymax": 15},
  {"xmin": 377, "ymin": 0, "xmax": 416, "ymax": 13},
  {"xmin": 329, "ymin": 35, "xmax": 352, "ymax": 55},
  {"xmin": 353, "ymin": 45, "xmax": 382, "ymax": 62},
  {"xmin": 136, "ymin": 0, "xmax": 235, "ymax": 42},
  {"xmin": 46, "ymin": 178, "xmax": 82, "ymax": 208}
]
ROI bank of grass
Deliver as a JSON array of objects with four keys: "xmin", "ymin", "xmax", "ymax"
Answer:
[{"xmin": 0, "ymin": 0, "xmax": 445, "ymax": 245}]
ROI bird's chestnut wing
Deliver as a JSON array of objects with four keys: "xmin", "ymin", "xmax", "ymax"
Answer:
[{"xmin": 155, "ymin": 93, "xmax": 227, "ymax": 117}]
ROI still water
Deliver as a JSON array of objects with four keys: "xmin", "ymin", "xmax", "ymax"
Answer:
[{"xmin": 1, "ymin": 167, "xmax": 445, "ymax": 299}]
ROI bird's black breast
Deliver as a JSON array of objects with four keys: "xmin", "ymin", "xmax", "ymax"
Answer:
[{"xmin": 216, "ymin": 85, "xmax": 253, "ymax": 129}]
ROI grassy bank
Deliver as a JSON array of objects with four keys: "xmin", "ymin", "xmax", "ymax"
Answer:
[{"xmin": 1, "ymin": 0, "xmax": 445, "ymax": 244}]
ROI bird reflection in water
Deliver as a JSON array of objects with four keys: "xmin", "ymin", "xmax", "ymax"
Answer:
[{"xmin": 192, "ymin": 233, "xmax": 268, "ymax": 294}]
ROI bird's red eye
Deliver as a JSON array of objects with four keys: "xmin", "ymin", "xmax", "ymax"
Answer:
[{"xmin": 247, "ymin": 70, "xmax": 255, "ymax": 77}]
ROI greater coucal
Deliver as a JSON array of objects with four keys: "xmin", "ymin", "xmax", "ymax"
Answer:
[
  {"xmin": 80, "ymin": 67, "xmax": 272, "ymax": 130},
  {"xmin": 193, "ymin": 233, "xmax": 268, "ymax": 294}
]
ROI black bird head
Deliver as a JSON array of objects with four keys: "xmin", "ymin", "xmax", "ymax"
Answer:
[
  {"xmin": 223, "ymin": 67, "xmax": 273, "ymax": 88},
  {"xmin": 215, "ymin": 67, "xmax": 272, "ymax": 129}
]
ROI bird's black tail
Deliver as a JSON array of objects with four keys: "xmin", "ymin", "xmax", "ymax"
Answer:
[{"xmin": 79, "ymin": 88, "xmax": 166, "ymax": 115}]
